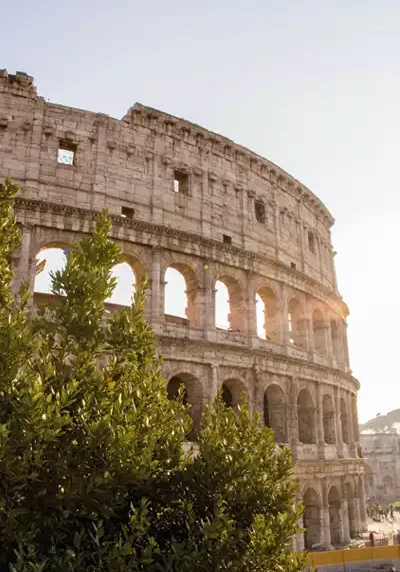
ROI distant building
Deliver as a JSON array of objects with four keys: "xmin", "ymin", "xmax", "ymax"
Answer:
[{"xmin": 360, "ymin": 433, "xmax": 400, "ymax": 503}]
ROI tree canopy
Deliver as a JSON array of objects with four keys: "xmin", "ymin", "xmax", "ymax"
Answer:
[{"xmin": 0, "ymin": 178, "xmax": 304, "ymax": 571}]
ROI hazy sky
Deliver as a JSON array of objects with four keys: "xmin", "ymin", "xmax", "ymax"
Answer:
[{"xmin": 3, "ymin": 0, "xmax": 400, "ymax": 422}]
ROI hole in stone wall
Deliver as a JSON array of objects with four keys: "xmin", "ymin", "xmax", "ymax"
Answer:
[
  {"xmin": 57, "ymin": 140, "xmax": 76, "ymax": 166},
  {"xmin": 291, "ymin": 262, "xmax": 296, "ymax": 269},
  {"xmin": 255, "ymin": 200, "xmax": 266, "ymax": 223},
  {"xmin": 174, "ymin": 170, "xmax": 189, "ymax": 194},
  {"xmin": 121, "ymin": 206, "xmax": 135, "ymax": 218},
  {"xmin": 223, "ymin": 234, "xmax": 232, "ymax": 244}
]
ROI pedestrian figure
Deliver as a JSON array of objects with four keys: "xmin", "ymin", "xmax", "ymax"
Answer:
[{"xmin": 369, "ymin": 532, "xmax": 375, "ymax": 547}]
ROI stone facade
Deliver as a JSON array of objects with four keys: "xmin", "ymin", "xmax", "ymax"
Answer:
[
  {"xmin": 0, "ymin": 70, "xmax": 366, "ymax": 551},
  {"xmin": 361, "ymin": 433, "xmax": 400, "ymax": 503}
]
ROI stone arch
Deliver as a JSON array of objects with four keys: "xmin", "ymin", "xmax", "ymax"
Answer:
[
  {"xmin": 164, "ymin": 263, "xmax": 201, "ymax": 328},
  {"xmin": 264, "ymin": 383, "xmax": 287, "ymax": 443},
  {"xmin": 328, "ymin": 485, "xmax": 342, "ymax": 546},
  {"xmin": 312, "ymin": 308, "xmax": 326, "ymax": 356},
  {"xmin": 221, "ymin": 377, "xmax": 247, "ymax": 411},
  {"xmin": 346, "ymin": 481, "xmax": 356, "ymax": 539},
  {"xmin": 303, "ymin": 487, "xmax": 321, "ymax": 550},
  {"xmin": 297, "ymin": 388, "xmax": 316, "ymax": 444},
  {"xmin": 34, "ymin": 242, "xmax": 71, "ymax": 295},
  {"xmin": 215, "ymin": 275, "xmax": 245, "ymax": 332},
  {"xmin": 340, "ymin": 398, "xmax": 350, "ymax": 445},
  {"xmin": 256, "ymin": 286, "xmax": 279, "ymax": 342},
  {"xmin": 383, "ymin": 475, "xmax": 394, "ymax": 496},
  {"xmin": 166, "ymin": 372, "xmax": 204, "ymax": 439},
  {"xmin": 322, "ymin": 394, "xmax": 336, "ymax": 445},
  {"xmin": 288, "ymin": 297, "xmax": 307, "ymax": 348}
]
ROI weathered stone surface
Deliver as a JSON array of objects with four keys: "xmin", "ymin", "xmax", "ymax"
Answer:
[
  {"xmin": 361, "ymin": 433, "xmax": 400, "ymax": 503},
  {"xmin": 0, "ymin": 70, "xmax": 366, "ymax": 551}
]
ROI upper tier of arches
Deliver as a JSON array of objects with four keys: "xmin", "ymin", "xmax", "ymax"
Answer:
[{"xmin": 31, "ymin": 241, "xmax": 350, "ymax": 374}]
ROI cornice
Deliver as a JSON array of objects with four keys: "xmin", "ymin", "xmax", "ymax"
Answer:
[
  {"xmin": 14, "ymin": 197, "xmax": 348, "ymax": 316},
  {"xmin": 157, "ymin": 334, "xmax": 360, "ymax": 392}
]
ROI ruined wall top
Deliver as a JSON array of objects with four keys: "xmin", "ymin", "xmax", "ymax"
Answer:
[
  {"xmin": 0, "ymin": 70, "xmax": 343, "ymax": 301},
  {"xmin": 126, "ymin": 102, "xmax": 335, "ymax": 228},
  {"xmin": 0, "ymin": 70, "xmax": 38, "ymax": 99}
]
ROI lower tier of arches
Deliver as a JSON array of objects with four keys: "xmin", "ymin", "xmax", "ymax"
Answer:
[
  {"xmin": 159, "ymin": 341, "xmax": 361, "ymax": 463},
  {"xmin": 294, "ymin": 464, "xmax": 367, "ymax": 552}
]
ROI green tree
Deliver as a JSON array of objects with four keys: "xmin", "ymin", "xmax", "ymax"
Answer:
[{"xmin": 0, "ymin": 178, "xmax": 304, "ymax": 571}]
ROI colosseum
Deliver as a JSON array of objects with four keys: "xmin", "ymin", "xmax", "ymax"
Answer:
[{"xmin": 0, "ymin": 70, "xmax": 366, "ymax": 551}]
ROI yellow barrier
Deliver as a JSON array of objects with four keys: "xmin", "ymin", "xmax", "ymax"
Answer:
[{"xmin": 307, "ymin": 544, "xmax": 400, "ymax": 568}]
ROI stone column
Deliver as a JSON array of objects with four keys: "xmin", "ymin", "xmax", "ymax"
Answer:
[
  {"xmin": 247, "ymin": 272, "xmax": 257, "ymax": 345},
  {"xmin": 316, "ymin": 382, "xmax": 325, "ymax": 459},
  {"xmin": 342, "ymin": 321, "xmax": 351, "ymax": 372},
  {"xmin": 209, "ymin": 364, "xmax": 219, "ymax": 406},
  {"xmin": 341, "ymin": 498, "xmax": 351, "ymax": 544},
  {"xmin": 204, "ymin": 261, "xmax": 216, "ymax": 342},
  {"xmin": 150, "ymin": 247, "xmax": 162, "ymax": 332},
  {"xmin": 358, "ymin": 474, "xmax": 367, "ymax": 532},
  {"xmin": 341, "ymin": 477, "xmax": 351, "ymax": 543},
  {"xmin": 352, "ymin": 480, "xmax": 362, "ymax": 535},
  {"xmin": 322, "ymin": 479, "xmax": 333, "ymax": 550},
  {"xmin": 288, "ymin": 377, "xmax": 299, "ymax": 460},
  {"xmin": 324, "ymin": 322, "xmax": 334, "ymax": 366},
  {"xmin": 334, "ymin": 387, "xmax": 344, "ymax": 459},
  {"xmin": 347, "ymin": 394, "xmax": 357, "ymax": 458},
  {"xmin": 279, "ymin": 283, "xmax": 290, "ymax": 346},
  {"xmin": 295, "ymin": 490, "xmax": 305, "ymax": 552},
  {"xmin": 305, "ymin": 297, "xmax": 315, "ymax": 358},
  {"xmin": 12, "ymin": 223, "xmax": 36, "ymax": 299}
]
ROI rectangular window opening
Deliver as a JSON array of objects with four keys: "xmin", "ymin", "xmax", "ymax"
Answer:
[
  {"xmin": 174, "ymin": 170, "xmax": 189, "ymax": 194},
  {"xmin": 255, "ymin": 200, "xmax": 266, "ymax": 223},
  {"xmin": 290, "ymin": 262, "xmax": 296, "ymax": 270},
  {"xmin": 223, "ymin": 234, "xmax": 232, "ymax": 245},
  {"xmin": 57, "ymin": 141, "xmax": 77, "ymax": 166},
  {"xmin": 121, "ymin": 206, "xmax": 135, "ymax": 219}
]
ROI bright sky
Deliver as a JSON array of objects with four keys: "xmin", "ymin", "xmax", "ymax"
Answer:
[{"xmin": 3, "ymin": 0, "xmax": 400, "ymax": 422}]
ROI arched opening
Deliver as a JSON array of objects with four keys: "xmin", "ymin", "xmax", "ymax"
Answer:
[
  {"xmin": 383, "ymin": 475, "xmax": 394, "ymax": 497},
  {"xmin": 313, "ymin": 309, "xmax": 326, "ymax": 355},
  {"xmin": 264, "ymin": 384, "xmax": 287, "ymax": 443},
  {"xmin": 167, "ymin": 373, "xmax": 203, "ymax": 440},
  {"xmin": 330, "ymin": 319, "xmax": 341, "ymax": 363},
  {"xmin": 164, "ymin": 264, "xmax": 200, "ymax": 327},
  {"xmin": 34, "ymin": 245, "xmax": 70, "ymax": 295},
  {"xmin": 288, "ymin": 298, "xmax": 306, "ymax": 348},
  {"xmin": 221, "ymin": 378, "xmax": 247, "ymax": 412},
  {"xmin": 215, "ymin": 276, "xmax": 244, "ymax": 332},
  {"xmin": 322, "ymin": 394, "xmax": 336, "ymax": 445},
  {"xmin": 165, "ymin": 267, "xmax": 188, "ymax": 321},
  {"xmin": 346, "ymin": 482, "xmax": 356, "ymax": 539},
  {"xmin": 340, "ymin": 398, "xmax": 350, "ymax": 445},
  {"xmin": 297, "ymin": 389, "xmax": 316, "ymax": 444},
  {"xmin": 328, "ymin": 486, "xmax": 342, "ymax": 546},
  {"xmin": 106, "ymin": 262, "xmax": 136, "ymax": 306},
  {"xmin": 303, "ymin": 488, "xmax": 321, "ymax": 550},
  {"xmin": 256, "ymin": 286, "xmax": 279, "ymax": 341}
]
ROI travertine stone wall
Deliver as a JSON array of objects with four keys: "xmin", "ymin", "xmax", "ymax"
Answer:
[
  {"xmin": 361, "ymin": 433, "xmax": 400, "ymax": 503},
  {"xmin": 0, "ymin": 70, "xmax": 366, "ymax": 551}
]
